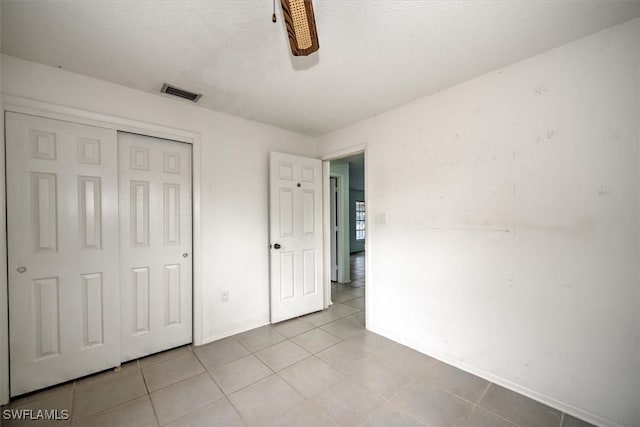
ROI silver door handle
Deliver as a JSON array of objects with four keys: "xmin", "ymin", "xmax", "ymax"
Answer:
[{"xmin": 17, "ymin": 266, "xmax": 27, "ymax": 273}]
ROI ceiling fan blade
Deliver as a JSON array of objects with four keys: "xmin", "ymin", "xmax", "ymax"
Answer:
[{"xmin": 280, "ymin": 0, "xmax": 319, "ymax": 56}]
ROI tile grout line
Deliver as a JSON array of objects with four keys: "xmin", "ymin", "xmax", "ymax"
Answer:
[
  {"xmin": 144, "ymin": 365, "xmax": 205, "ymax": 394},
  {"xmin": 148, "ymin": 352, "xmax": 225, "ymax": 426},
  {"xmin": 225, "ymin": 394, "xmax": 250, "ymax": 427},
  {"xmin": 216, "ymin": 366, "xmax": 277, "ymax": 398},
  {"xmin": 71, "ymin": 361, "xmax": 151, "ymax": 424},
  {"xmin": 193, "ymin": 345, "xmax": 253, "ymax": 372},
  {"xmin": 475, "ymin": 381, "xmax": 492, "ymax": 406},
  {"xmin": 159, "ymin": 398, "xmax": 229, "ymax": 427},
  {"xmin": 138, "ymin": 356, "xmax": 163, "ymax": 427},
  {"xmin": 222, "ymin": 372, "xmax": 297, "ymax": 427},
  {"xmin": 148, "ymin": 397, "xmax": 162, "ymax": 427},
  {"xmin": 448, "ymin": 381, "xmax": 494, "ymax": 427},
  {"xmin": 4, "ymin": 379, "xmax": 75, "ymax": 411},
  {"xmin": 194, "ymin": 333, "xmax": 286, "ymax": 420},
  {"xmin": 359, "ymin": 398, "xmax": 393, "ymax": 426},
  {"xmin": 71, "ymin": 396, "xmax": 156, "ymax": 425},
  {"xmin": 386, "ymin": 359, "xmax": 442, "ymax": 405},
  {"xmin": 137, "ymin": 359, "xmax": 153, "ymax": 394},
  {"xmin": 369, "ymin": 397, "xmax": 430, "ymax": 427},
  {"xmin": 69, "ymin": 379, "xmax": 76, "ymax": 425},
  {"xmin": 272, "ymin": 398, "xmax": 342, "ymax": 427},
  {"xmin": 201, "ymin": 359, "xmax": 226, "ymax": 395},
  {"xmin": 139, "ymin": 347, "xmax": 192, "ymax": 370},
  {"xmin": 470, "ymin": 382, "xmax": 527, "ymax": 427},
  {"xmin": 272, "ymin": 353, "xmax": 337, "ymax": 400}
]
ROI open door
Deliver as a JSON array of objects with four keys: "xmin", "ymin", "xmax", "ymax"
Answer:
[{"xmin": 269, "ymin": 152, "xmax": 323, "ymax": 323}]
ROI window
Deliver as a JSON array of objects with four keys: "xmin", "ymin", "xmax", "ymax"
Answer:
[{"xmin": 355, "ymin": 200, "xmax": 365, "ymax": 240}]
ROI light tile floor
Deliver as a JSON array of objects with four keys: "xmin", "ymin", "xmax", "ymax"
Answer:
[{"xmin": 2, "ymin": 253, "xmax": 595, "ymax": 427}]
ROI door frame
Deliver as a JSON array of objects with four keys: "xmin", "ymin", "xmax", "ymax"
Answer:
[
  {"xmin": 329, "ymin": 174, "xmax": 344, "ymax": 282},
  {"xmin": 329, "ymin": 166, "xmax": 350, "ymax": 284},
  {"xmin": 329, "ymin": 175, "xmax": 342, "ymax": 283},
  {"xmin": 0, "ymin": 95, "xmax": 203, "ymax": 404},
  {"xmin": 321, "ymin": 144, "xmax": 368, "ymax": 313}
]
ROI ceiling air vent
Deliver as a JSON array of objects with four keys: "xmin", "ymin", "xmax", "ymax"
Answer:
[{"xmin": 160, "ymin": 83, "xmax": 202, "ymax": 102}]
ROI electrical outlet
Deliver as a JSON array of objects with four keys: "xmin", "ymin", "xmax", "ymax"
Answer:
[{"xmin": 221, "ymin": 290, "xmax": 229, "ymax": 303}]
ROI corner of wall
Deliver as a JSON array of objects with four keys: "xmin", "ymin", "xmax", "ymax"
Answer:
[
  {"xmin": 636, "ymin": 16, "xmax": 640, "ymax": 425},
  {"xmin": 0, "ymin": 20, "xmax": 10, "ymax": 405}
]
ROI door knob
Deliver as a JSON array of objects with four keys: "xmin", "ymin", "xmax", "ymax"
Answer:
[
  {"xmin": 16, "ymin": 266, "xmax": 27, "ymax": 273},
  {"xmin": 273, "ymin": 243, "xmax": 281, "ymax": 249},
  {"xmin": 182, "ymin": 253, "xmax": 189, "ymax": 258}
]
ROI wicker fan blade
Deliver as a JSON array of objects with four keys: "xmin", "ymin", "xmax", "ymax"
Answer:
[{"xmin": 280, "ymin": 0, "xmax": 319, "ymax": 56}]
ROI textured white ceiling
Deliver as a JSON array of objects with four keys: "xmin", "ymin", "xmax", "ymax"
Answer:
[{"xmin": 2, "ymin": 1, "xmax": 639, "ymax": 136}]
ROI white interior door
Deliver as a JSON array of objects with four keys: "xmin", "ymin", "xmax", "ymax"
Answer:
[
  {"xmin": 6, "ymin": 112, "xmax": 120, "ymax": 396},
  {"xmin": 270, "ymin": 152, "xmax": 323, "ymax": 323},
  {"xmin": 119, "ymin": 132, "xmax": 192, "ymax": 362},
  {"xmin": 330, "ymin": 177, "xmax": 339, "ymax": 282}
]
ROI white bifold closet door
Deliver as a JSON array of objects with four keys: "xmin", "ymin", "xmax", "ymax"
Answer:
[
  {"xmin": 118, "ymin": 132, "xmax": 192, "ymax": 362},
  {"xmin": 6, "ymin": 113, "xmax": 193, "ymax": 396},
  {"xmin": 6, "ymin": 112, "xmax": 120, "ymax": 396}
]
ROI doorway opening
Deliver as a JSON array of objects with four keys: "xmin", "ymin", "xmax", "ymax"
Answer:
[{"xmin": 328, "ymin": 152, "xmax": 366, "ymax": 320}]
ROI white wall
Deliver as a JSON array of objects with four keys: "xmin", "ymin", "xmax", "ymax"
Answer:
[
  {"xmin": 319, "ymin": 18, "xmax": 640, "ymax": 427},
  {"xmin": 0, "ymin": 54, "xmax": 317, "ymax": 348},
  {"xmin": 637, "ymin": 20, "xmax": 640, "ymax": 422},
  {"xmin": 0, "ymin": 3, "xmax": 9, "ymax": 405}
]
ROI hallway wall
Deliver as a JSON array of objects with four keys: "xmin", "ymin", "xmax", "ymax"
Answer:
[{"xmin": 318, "ymin": 18, "xmax": 640, "ymax": 427}]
